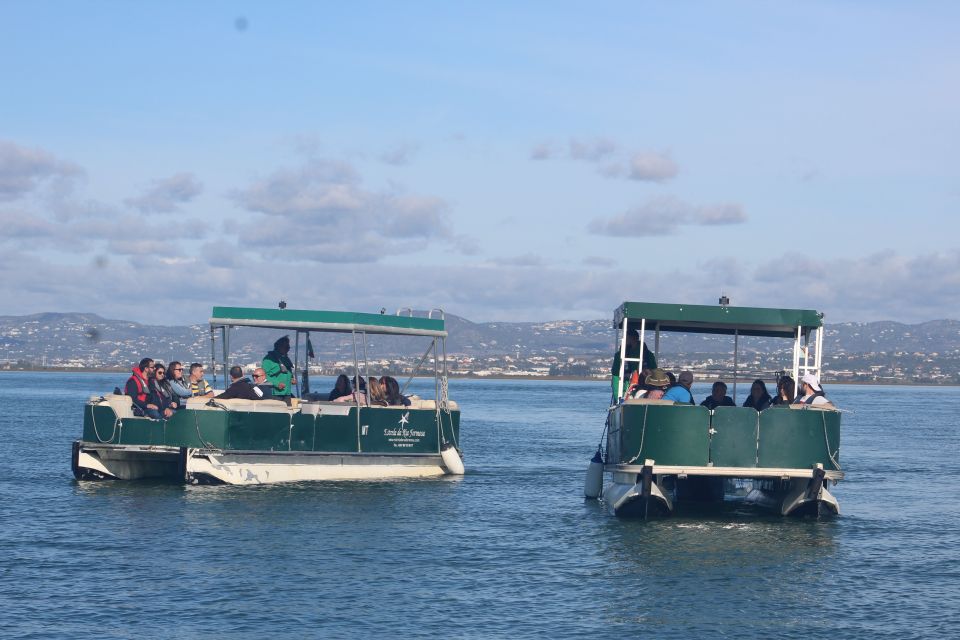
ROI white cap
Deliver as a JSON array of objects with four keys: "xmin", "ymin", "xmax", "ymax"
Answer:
[{"xmin": 801, "ymin": 373, "xmax": 822, "ymax": 392}]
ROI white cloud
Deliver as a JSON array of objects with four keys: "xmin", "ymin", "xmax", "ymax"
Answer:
[
  {"xmin": 230, "ymin": 158, "xmax": 454, "ymax": 263},
  {"xmin": 588, "ymin": 197, "xmax": 748, "ymax": 236},
  {"xmin": 533, "ymin": 137, "xmax": 679, "ymax": 184},
  {"xmin": 125, "ymin": 172, "xmax": 203, "ymax": 213},
  {"xmin": 0, "ymin": 243, "xmax": 958, "ymax": 325},
  {"xmin": 0, "ymin": 140, "xmax": 82, "ymax": 201},
  {"xmin": 627, "ymin": 152, "xmax": 679, "ymax": 182}
]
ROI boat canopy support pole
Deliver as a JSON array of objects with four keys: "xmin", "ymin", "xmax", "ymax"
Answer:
[
  {"xmin": 815, "ymin": 326, "xmax": 824, "ymax": 379},
  {"xmin": 351, "ymin": 329, "xmax": 361, "ymax": 450},
  {"xmin": 302, "ymin": 330, "xmax": 311, "ymax": 395},
  {"xmin": 210, "ymin": 326, "xmax": 217, "ymax": 388},
  {"xmin": 401, "ymin": 340, "xmax": 436, "ymax": 396},
  {"xmin": 361, "ymin": 331, "xmax": 370, "ymax": 391},
  {"xmin": 222, "ymin": 326, "xmax": 230, "ymax": 385},
  {"xmin": 733, "ymin": 329, "xmax": 739, "ymax": 402},
  {"xmin": 293, "ymin": 331, "xmax": 300, "ymax": 398},
  {"xmin": 792, "ymin": 325, "xmax": 801, "ymax": 384},
  {"xmin": 616, "ymin": 320, "xmax": 629, "ymax": 400}
]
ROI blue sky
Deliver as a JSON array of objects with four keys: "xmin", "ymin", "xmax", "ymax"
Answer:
[{"xmin": 2, "ymin": 1, "xmax": 958, "ymax": 324}]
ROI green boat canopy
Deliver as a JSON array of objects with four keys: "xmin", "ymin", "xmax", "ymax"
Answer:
[
  {"xmin": 210, "ymin": 306, "xmax": 447, "ymax": 337},
  {"xmin": 614, "ymin": 301, "xmax": 823, "ymax": 339}
]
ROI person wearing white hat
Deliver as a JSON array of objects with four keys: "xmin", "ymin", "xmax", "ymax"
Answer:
[{"xmin": 795, "ymin": 373, "xmax": 829, "ymax": 406}]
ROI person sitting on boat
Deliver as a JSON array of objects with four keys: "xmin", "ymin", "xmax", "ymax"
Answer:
[
  {"xmin": 794, "ymin": 373, "xmax": 830, "ymax": 406},
  {"xmin": 630, "ymin": 368, "xmax": 670, "ymax": 399},
  {"xmin": 328, "ymin": 374, "xmax": 352, "ymax": 401},
  {"xmin": 217, "ymin": 365, "xmax": 264, "ymax": 400},
  {"xmin": 771, "ymin": 375, "xmax": 796, "ymax": 406},
  {"xmin": 252, "ymin": 367, "xmax": 274, "ymax": 398},
  {"xmin": 662, "ymin": 370, "xmax": 695, "ymax": 404},
  {"xmin": 367, "ymin": 377, "xmax": 389, "ymax": 406},
  {"xmin": 188, "ymin": 363, "xmax": 214, "ymax": 397},
  {"xmin": 380, "ymin": 375, "xmax": 411, "ymax": 406},
  {"xmin": 611, "ymin": 329, "xmax": 657, "ymax": 398},
  {"xmin": 743, "ymin": 379, "xmax": 773, "ymax": 411},
  {"xmin": 166, "ymin": 361, "xmax": 193, "ymax": 401},
  {"xmin": 150, "ymin": 363, "xmax": 180, "ymax": 414},
  {"xmin": 700, "ymin": 381, "xmax": 735, "ymax": 409},
  {"xmin": 125, "ymin": 357, "xmax": 164, "ymax": 419},
  {"xmin": 263, "ymin": 336, "xmax": 295, "ymax": 401},
  {"xmin": 333, "ymin": 375, "xmax": 369, "ymax": 403}
]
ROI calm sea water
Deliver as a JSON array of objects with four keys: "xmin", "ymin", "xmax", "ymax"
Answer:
[{"xmin": 1, "ymin": 372, "xmax": 958, "ymax": 639}]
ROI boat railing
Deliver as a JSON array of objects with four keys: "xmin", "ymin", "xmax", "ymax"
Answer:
[{"xmin": 609, "ymin": 402, "xmax": 841, "ymax": 473}]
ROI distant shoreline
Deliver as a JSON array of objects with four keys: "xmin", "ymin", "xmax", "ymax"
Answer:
[{"xmin": 1, "ymin": 367, "xmax": 956, "ymax": 386}]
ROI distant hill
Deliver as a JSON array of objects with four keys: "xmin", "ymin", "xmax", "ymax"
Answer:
[{"xmin": 1, "ymin": 311, "xmax": 958, "ymax": 368}]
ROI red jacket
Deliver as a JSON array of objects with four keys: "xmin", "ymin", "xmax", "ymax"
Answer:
[{"xmin": 124, "ymin": 367, "xmax": 151, "ymax": 413}]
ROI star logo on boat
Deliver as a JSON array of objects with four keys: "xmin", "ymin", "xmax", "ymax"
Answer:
[{"xmin": 399, "ymin": 412, "xmax": 409, "ymax": 426}]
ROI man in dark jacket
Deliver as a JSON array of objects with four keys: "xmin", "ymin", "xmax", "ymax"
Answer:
[
  {"xmin": 216, "ymin": 365, "xmax": 264, "ymax": 400},
  {"xmin": 701, "ymin": 381, "xmax": 736, "ymax": 410}
]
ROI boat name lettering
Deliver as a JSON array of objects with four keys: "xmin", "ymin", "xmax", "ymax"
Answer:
[{"xmin": 383, "ymin": 428, "xmax": 427, "ymax": 438}]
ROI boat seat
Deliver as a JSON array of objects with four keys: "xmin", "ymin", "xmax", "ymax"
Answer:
[
  {"xmin": 184, "ymin": 397, "xmax": 295, "ymax": 413},
  {"xmin": 624, "ymin": 398, "xmax": 675, "ymax": 405},
  {"xmin": 211, "ymin": 399, "xmax": 258, "ymax": 412},
  {"xmin": 788, "ymin": 403, "xmax": 838, "ymax": 411},
  {"xmin": 91, "ymin": 394, "xmax": 135, "ymax": 419}
]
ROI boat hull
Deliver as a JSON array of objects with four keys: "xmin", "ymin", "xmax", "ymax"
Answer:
[
  {"xmin": 602, "ymin": 466, "xmax": 841, "ymax": 517},
  {"xmin": 599, "ymin": 402, "xmax": 843, "ymax": 518},
  {"xmin": 74, "ymin": 397, "xmax": 463, "ymax": 485}
]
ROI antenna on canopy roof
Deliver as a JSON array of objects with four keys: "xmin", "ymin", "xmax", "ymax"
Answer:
[{"xmin": 719, "ymin": 294, "xmax": 730, "ymax": 307}]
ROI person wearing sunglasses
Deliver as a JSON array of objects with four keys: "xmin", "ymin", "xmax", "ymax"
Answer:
[
  {"xmin": 125, "ymin": 357, "xmax": 162, "ymax": 419},
  {"xmin": 216, "ymin": 365, "xmax": 265, "ymax": 401},
  {"xmin": 166, "ymin": 361, "xmax": 193, "ymax": 401},
  {"xmin": 148, "ymin": 364, "xmax": 177, "ymax": 418}
]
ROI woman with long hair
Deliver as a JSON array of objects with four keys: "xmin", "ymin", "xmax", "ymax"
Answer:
[
  {"xmin": 149, "ymin": 363, "xmax": 176, "ymax": 418},
  {"xmin": 367, "ymin": 377, "xmax": 388, "ymax": 406},
  {"xmin": 743, "ymin": 379, "xmax": 773, "ymax": 411},
  {"xmin": 328, "ymin": 374, "xmax": 352, "ymax": 401},
  {"xmin": 772, "ymin": 376, "xmax": 796, "ymax": 405},
  {"xmin": 167, "ymin": 361, "xmax": 193, "ymax": 400},
  {"xmin": 379, "ymin": 376, "xmax": 410, "ymax": 406}
]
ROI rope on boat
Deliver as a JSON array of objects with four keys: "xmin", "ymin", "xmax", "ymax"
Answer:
[
  {"xmin": 625, "ymin": 406, "xmax": 649, "ymax": 465},
  {"xmin": 822, "ymin": 411, "xmax": 841, "ymax": 471},
  {"xmin": 90, "ymin": 399, "xmax": 118, "ymax": 443},
  {"xmin": 192, "ymin": 409, "xmax": 217, "ymax": 449}
]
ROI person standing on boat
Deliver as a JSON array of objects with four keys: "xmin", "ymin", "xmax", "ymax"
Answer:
[
  {"xmin": 663, "ymin": 370, "xmax": 695, "ymax": 404},
  {"xmin": 611, "ymin": 329, "xmax": 657, "ymax": 397},
  {"xmin": 794, "ymin": 374, "xmax": 829, "ymax": 406},
  {"xmin": 263, "ymin": 335, "xmax": 295, "ymax": 401}
]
